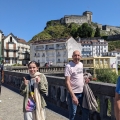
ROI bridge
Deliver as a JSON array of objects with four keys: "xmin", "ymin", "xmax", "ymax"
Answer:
[
  {"xmin": 0, "ymin": 66, "xmax": 117, "ymax": 120},
  {"xmin": 0, "ymin": 86, "xmax": 68, "ymax": 120}
]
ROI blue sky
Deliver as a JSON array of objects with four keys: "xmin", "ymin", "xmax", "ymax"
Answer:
[{"xmin": 0, "ymin": 0, "xmax": 120, "ymax": 41}]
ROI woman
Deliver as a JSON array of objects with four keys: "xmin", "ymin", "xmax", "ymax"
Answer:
[{"xmin": 20, "ymin": 61, "xmax": 48, "ymax": 120}]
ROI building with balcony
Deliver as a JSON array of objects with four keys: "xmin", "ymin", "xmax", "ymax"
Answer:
[
  {"xmin": 102, "ymin": 49, "xmax": 120, "ymax": 65},
  {"xmin": 78, "ymin": 38, "xmax": 108, "ymax": 57},
  {"xmin": 2, "ymin": 33, "xmax": 30, "ymax": 65},
  {"xmin": 30, "ymin": 37, "xmax": 82, "ymax": 66}
]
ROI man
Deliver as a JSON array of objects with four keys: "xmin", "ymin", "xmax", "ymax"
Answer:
[
  {"xmin": 65, "ymin": 50, "xmax": 90, "ymax": 120},
  {"xmin": 114, "ymin": 76, "xmax": 120, "ymax": 120}
]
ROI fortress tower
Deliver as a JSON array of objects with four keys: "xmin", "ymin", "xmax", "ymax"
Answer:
[{"xmin": 83, "ymin": 11, "xmax": 93, "ymax": 24}]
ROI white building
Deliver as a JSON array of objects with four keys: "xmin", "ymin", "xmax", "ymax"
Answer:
[
  {"xmin": 78, "ymin": 39, "xmax": 108, "ymax": 57},
  {"xmin": 102, "ymin": 49, "xmax": 120, "ymax": 65},
  {"xmin": 30, "ymin": 37, "xmax": 81, "ymax": 66},
  {"xmin": 2, "ymin": 33, "xmax": 30, "ymax": 65}
]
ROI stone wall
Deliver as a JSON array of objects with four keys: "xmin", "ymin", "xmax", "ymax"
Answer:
[
  {"xmin": 102, "ymin": 25, "xmax": 120, "ymax": 32},
  {"xmin": 107, "ymin": 34, "xmax": 120, "ymax": 40}
]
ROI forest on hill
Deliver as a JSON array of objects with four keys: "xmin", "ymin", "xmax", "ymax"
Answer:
[{"xmin": 29, "ymin": 21, "xmax": 102, "ymax": 42}]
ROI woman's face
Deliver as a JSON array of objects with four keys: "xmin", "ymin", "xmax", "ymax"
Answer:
[{"xmin": 28, "ymin": 63, "xmax": 38, "ymax": 75}]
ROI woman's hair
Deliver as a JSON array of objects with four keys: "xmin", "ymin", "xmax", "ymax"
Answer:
[{"xmin": 28, "ymin": 61, "xmax": 39, "ymax": 67}]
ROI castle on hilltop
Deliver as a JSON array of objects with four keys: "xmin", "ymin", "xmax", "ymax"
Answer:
[
  {"xmin": 60, "ymin": 11, "xmax": 92, "ymax": 25},
  {"xmin": 50, "ymin": 11, "xmax": 120, "ymax": 33}
]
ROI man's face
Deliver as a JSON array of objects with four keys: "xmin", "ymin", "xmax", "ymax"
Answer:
[{"xmin": 72, "ymin": 51, "xmax": 81, "ymax": 64}]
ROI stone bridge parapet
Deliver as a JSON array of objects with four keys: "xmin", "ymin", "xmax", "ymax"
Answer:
[{"xmin": 2, "ymin": 70, "xmax": 116, "ymax": 120}]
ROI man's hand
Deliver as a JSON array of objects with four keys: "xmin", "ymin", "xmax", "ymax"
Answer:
[
  {"xmin": 23, "ymin": 77, "xmax": 29, "ymax": 85},
  {"xmin": 85, "ymin": 78, "xmax": 90, "ymax": 84},
  {"xmin": 1, "ymin": 79, "xmax": 4, "ymax": 83},
  {"xmin": 72, "ymin": 95, "xmax": 79, "ymax": 105}
]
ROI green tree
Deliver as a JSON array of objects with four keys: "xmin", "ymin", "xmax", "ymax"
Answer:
[
  {"xmin": 70, "ymin": 28, "xmax": 78, "ymax": 38},
  {"xmin": 96, "ymin": 69, "xmax": 118, "ymax": 83},
  {"xmin": 108, "ymin": 45, "xmax": 115, "ymax": 51},
  {"xmin": 77, "ymin": 23, "xmax": 93, "ymax": 38},
  {"xmin": 68, "ymin": 23, "xmax": 79, "ymax": 38},
  {"xmin": 94, "ymin": 26, "xmax": 101, "ymax": 37}
]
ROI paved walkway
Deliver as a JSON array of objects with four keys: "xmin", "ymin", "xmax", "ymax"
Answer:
[{"xmin": 0, "ymin": 86, "xmax": 68, "ymax": 120}]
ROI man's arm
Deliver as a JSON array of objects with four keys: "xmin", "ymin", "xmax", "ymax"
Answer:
[
  {"xmin": 114, "ymin": 93, "xmax": 120, "ymax": 120},
  {"xmin": 65, "ymin": 76, "xmax": 78, "ymax": 105}
]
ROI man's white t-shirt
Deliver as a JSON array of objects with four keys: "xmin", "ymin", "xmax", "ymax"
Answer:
[{"xmin": 65, "ymin": 61, "xmax": 84, "ymax": 93}]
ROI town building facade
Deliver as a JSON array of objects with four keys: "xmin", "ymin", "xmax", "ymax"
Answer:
[
  {"xmin": 1, "ymin": 33, "xmax": 30, "ymax": 66},
  {"xmin": 78, "ymin": 38, "xmax": 108, "ymax": 57},
  {"xmin": 30, "ymin": 37, "xmax": 81, "ymax": 67},
  {"xmin": 102, "ymin": 49, "xmax": 120, "ymax": 65}
]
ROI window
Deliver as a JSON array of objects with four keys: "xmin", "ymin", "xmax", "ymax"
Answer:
[
  {"xmin": 56, "ymin": 44, "xmax": 59, "ymax": 47},
  {"xmin": 35, "ymin": 53, "xmax": 36, "ymax": 56},
  {"xmin": 95, "ymin": 59, "xmax": 98, "ymax": 64},
  {"xmin": 104, "ymin": 59, "xmax": 107, "ymax": 64},
  {"xmin": 117, "ymin": 57, "xmax": 120, "ymax": 60},
  {"xmin": 104, "ymin": 46, "xmax": 106, "ymax": 48},
  {"xmin": 87, "ymin": 60, "xmax": 90, "ymax": 64},
  {"xmin": 81, "ymin": 60, "xmax": 83, "ymax": 63},
  {"xmin": 64, "ymin": 51, "xmax": 66, "ymax": 56},
  {"xmin": 10, "ymin": 37, "xmax": 12, "ymax": 42},
  {"xmin": 100, "ymin": 60, "xmax": 103, "ymax": 64},
  {"xmin": 58, "ymin": 59, "xmax": 60, "ymax": 62},
  {"xmin": 57, "ymin": 52, "xmax": 60, "ymax": 56},
  {"xmin": 42, "ymin": 53, "xmax": 45, "ymax": 57},
  {"xmin": 7, "ymin": 52, "xmax": 9, "ymax": 57}
]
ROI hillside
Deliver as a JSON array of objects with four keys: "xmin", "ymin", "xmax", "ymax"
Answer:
[
  {"xmin": 29, "ymin": 21, "xmax": 120, "ymax": 42},
  {"xmin": 108, "ymin": 40, "xmax": 120, "ymax": 51}
]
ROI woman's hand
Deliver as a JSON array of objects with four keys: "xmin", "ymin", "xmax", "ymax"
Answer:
[
  {"xmin": 35, "ymin": 76, "xmax": 41, "ymax": 83},
  {"xmin": 23, "ymin": 77, "xmax": 29, "ymax": 85}
]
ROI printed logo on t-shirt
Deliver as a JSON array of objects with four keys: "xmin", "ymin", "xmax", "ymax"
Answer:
[{"xmin": 76, "ymin": 68, "xmax": 83, "ymax": 74}]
